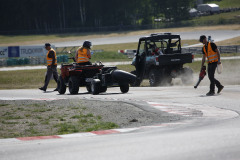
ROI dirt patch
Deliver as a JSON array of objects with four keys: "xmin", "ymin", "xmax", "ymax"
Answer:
[{"xmin": 0, "ymin": 99, "xmax": 185, "ymax": 139}]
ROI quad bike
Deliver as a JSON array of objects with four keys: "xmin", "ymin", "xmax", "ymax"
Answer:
[{"xmin": 57, "ymin": 53, "xmax": 136, "ymax": 95}]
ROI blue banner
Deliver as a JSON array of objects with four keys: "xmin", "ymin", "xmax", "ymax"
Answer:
[{"xmin": 8, "ymin": 46, "xmax": 20, "ymax": 57}]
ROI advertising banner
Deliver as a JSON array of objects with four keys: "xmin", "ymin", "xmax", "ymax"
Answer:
[
  {"xmin": 0, "ymin": 45, "xmax": 55, "ymax": 58},
  {"xmin": 0, "ymin": 47, "xmax": 8, "ymax": 58},
  {"xmin": 20, "ymin": 46, "xmax": 46, "ymax": 57},
  {"xmin": 8, "ymin": 46, "xmax": 20, "ymax": 57}
]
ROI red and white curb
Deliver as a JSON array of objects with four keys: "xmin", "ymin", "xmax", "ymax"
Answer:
[
  {"xmin": 0, "ymin": 121, "xmax": 187, "ymax": 143},
  {"xmin": 0, "ymin": 101, "xmax": 193, "ymax": 143},
  {"xmin": 148, "ymin": 102, "xmax": 196, "ymax": 117},
  {"xmin": 0, "ymin": 99, "xmax": 238, "ymax": 143},
  {"xmin": 0, "ymin": 98, "xmax": 66, "ymax": 101}
]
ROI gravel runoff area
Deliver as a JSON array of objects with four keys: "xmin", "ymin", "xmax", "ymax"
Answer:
[{"xmin": 0, "ymin": 99, "xmax": 191, "ymax": 139}]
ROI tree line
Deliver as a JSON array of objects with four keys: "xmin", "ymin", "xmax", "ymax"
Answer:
[{"xmin": 0, "ymin": 0, "xmax": 195, "ymax": 34}]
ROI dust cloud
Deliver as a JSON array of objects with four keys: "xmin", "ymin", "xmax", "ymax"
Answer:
[{"xmin": 173, "ymin": 60, "xmax": 240, "ymax": 86}]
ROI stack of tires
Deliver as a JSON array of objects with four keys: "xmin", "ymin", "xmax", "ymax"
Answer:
[
  {"xmin": 7, "ymin": 59, "xmax": 17, "ymax": 66},
  {"xmin": 57, "ymin": 55, "xmax": 69, "ymax": 63},
  {"xmin": 0, "ymin": 59, "xmax": 7, "ymax": 66}
]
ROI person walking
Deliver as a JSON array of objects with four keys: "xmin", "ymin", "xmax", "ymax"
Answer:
[
  {"xmin": 39, "ymin": 43, "xmax": 58, "ymax": 92},
  {"xmin": 75, "ymin": 40, "xmax": 92, "ymax": 65},
  {"xmin": 199, "ymin": 35, "xmax": 224, "ymax": 96}
]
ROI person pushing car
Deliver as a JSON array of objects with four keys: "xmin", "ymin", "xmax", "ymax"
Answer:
[
  {"xmin": 199, "ymin": 35, "xmax": 224, "ymax": 96},
  {"xmin": 75, "ymin": 40, "xmax": 92, "ymax": 65},
  {"xmin": 39, "ymin": 43, "xmax": 58, "ymax": 92}
]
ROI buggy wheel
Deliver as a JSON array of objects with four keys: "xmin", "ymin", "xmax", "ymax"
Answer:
[
  {"xmin": 181, "ymin": 67, "xmax": 193, "ymax": 85},
  {"xmin": 120, "ymin": 84, "xmax": 129, "ymax": 93},
  {"xmin": 130, "ymin": 70, "xmax": 137, "ymax": 75},
  {"xmin": 69, "ymin": 76, "xmax": 79, "ymax": 94},
  {"xmin": 91, "ymin": 79, "xmax": 101, "ymax": 95},
  {"xmin": 57, "ymin": 75, "xmax": 66, "ymax": 94},
  {"xmin": 86, "ymin": 84, "xmax": 92, "ymax": 93},
  {"xmin": 149, "ymin": 69, "xmax": 161, "ymax": 87},
  {"xmin": 100, "ymin": 86, "xmax": 107, "ymax": 93}
]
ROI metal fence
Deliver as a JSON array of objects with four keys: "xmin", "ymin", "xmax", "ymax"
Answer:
[{"xmin": 182, "ymin": 45, "xmax": 240, "ymax": 54}]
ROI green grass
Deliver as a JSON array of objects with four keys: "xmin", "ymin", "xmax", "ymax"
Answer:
[
  {"xmin": 216, "ymin": 36, "xmax": 240, "ymax": 45},
  {"xmin": 0, "ymin": 55, "xmax": 239, "ymax": 89},
  {"xmin": 0, "ymin": 102, "xmax": 119, "ymax": 138},
  {"xmin": 184, "ymin": 58, "xmax": 240, "ymax": 72},
  {"xmin": 0, "ymin": 34, "xmax": 57, "ymax": 45},
  {"xmin": 117, "ymin": 58, "xmax": 240, "ymax": 74},
  {"xmin": 0, "ymin": 69, "xmax": 58, "ymax": 89},
  {"xmin": 186, "ymin": 10, "xmax": 240, "ymax": 26},
  {"xmin": 85, "ymin": 122, "xmax": 118, "ymax": 132},
  {"xmin": 59, "ymin": 40, "xmax": 199, "ymax": 63},
  {"xmin": 59, "ymin": 40, "xmax": 198, "ymax": 54},
  {"xmin": 117, "ymin": 64, "xmax": 135, "ymax": 73},
  {"xmin": 91, "ymin": 51, "xmax": 129, "ymax": 62},
  {"xmin": 0, "ymin": 31, "xmax": 113, "ymax": 46},
  {"xmin": 93, "ymin": 42, "xmax": 138, "ymax": 52},
  {"xmin": 209, "ymin": 0, "xmax": 240, "ymax": 8}
]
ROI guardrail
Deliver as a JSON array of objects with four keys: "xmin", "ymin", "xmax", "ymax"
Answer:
[
  {"xmin": 1, "ymin": 45, "xmax": 239, "ymax": 67},
  {"xmin": 55, "ymin": 46, "xmax": 103, "ymax": 54},
  {"xmin": 0, "ymin": 55, "xmax": 69, "ymax": 67},
  {"xmin": 182, "ymin": 45, "xmax": 240, "ymax": 54}
]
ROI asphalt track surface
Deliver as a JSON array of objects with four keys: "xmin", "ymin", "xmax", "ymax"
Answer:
[
  {"xmin": 0, "ymin": 85, "xmax": 240, "ymax": 160},
  {"xmin": 53, "ymin": 30, "xmax": 240, "ymax": 47}
]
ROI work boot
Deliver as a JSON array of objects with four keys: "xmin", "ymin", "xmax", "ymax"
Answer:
[
  {"xmin": 39, "ymin": 87, "xmax": 46, "ymax": 92},
  {"xmin": 217, "ymin": 85, "xmax": 224, "ymax": 94},
  {"xmin": 206, "ymin": 91, "xmax": 215, "ymax": 96}
]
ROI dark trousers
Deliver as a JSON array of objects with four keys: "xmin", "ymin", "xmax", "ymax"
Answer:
[
  {"xmin": 208, "ymin": 62, "xmax": 221, "ymax": 92},
  {"xmin": 43, "ymin": 65, "xmax": 58, "ymax": 90}
]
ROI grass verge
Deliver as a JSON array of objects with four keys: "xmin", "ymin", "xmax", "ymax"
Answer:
[
  {"xmin": 117, "ymin": 58, "xmax": 240, "ymax": 73},
  {"xmin": 0, "ymin": 69, "xmax": 58, "ymax": 89},
  {"xmin": 184, "ymin": 10, "xmax": 240, "ymax": 26},
  {"xmin": 209, "ymin": 0, "xmax": 240, "ymax": 8},
  {"xmin": 0, "ymin": 100, "xmax": 119, "ymax": 138},
  {"xmin": 0, "ymin": 58, "xmax": 239, "ymax": 89},
  {"xmin": 215, "ymin": 36, "xmax": 240, "ymax": 46},
  {"xmin": 91, "ymin": 51, "xmax": 129, "ymax": 62}
]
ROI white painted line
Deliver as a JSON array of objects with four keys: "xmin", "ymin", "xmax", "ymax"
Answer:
[
  {"xmin": 59, "ymin": 132, "xmax": 96, "ymax": 138},
  {"xmin": 0, "ymin": 138, "xmax": 21, "ymax": 144},
  {"xmin": 114, "ymin": 128, "xmax": 139, "ymax": 133}
]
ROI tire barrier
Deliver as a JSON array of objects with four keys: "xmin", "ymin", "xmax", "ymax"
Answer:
[{"xmin": 0, "ymin": 55, "xmax": 68, "ymax": 67}]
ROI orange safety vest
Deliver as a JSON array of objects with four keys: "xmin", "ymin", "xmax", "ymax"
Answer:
[
  {"xmin": 203, "ymin": 42, "xmax": 218, "ymax": 63},
  {"xmin": 77, "ymin": 47, "xmax": 91, "ymax": 63},
  {"xmin": 46, "ymin": 49, "xmax": 57, "ymax": 66}
]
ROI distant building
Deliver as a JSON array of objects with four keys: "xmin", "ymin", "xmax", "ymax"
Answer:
[{"xmin": 197, "ymin": 4, "xmax": 220, "ymax": 13}]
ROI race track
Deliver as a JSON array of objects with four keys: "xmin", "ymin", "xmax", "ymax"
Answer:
[
  {"xmin": 0, "ymin": 85, "xmax": 240, "ymax": 160},
  {"xmin": 53, "ymin": 30, "xmax": 240, "ymax": 47}
]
